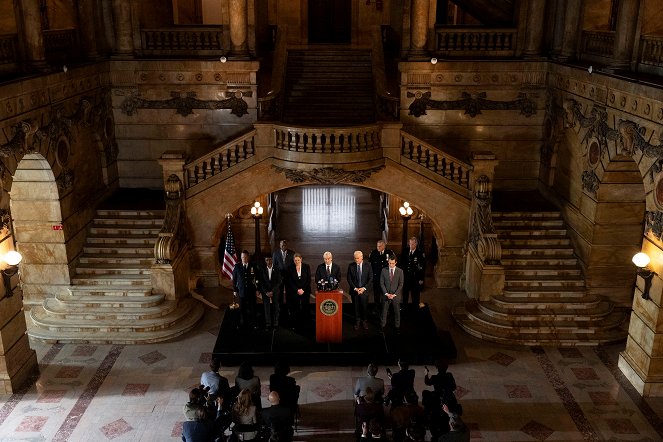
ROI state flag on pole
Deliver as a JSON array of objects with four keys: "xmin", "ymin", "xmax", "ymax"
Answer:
[{"xmin": 221, "ymin": 223, "xmax": 238, "ymax": 279}]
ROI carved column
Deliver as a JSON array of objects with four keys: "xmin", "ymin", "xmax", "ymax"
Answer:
[
  {"xmin": 523, "ymin": 0, "xmax": 547, "ymax": 57},
  {"xmin": 611, "ymin": 0, "xmax": 641, "ymax": 70},
  {"xmin": 409, "ymin": 0, "xmax": 430, "ymax": 59},
  {"xmin": 229, "ymin": 0, "xmax": 249, "ymax": 58},
  {"xmin": 112, "ymin": 0, "xmax": 134, "ymax": 56},
  {"xmin": 0, "ymin": 296, "xmax": 39, "ymax": 394},
  {"xmin": 77, "ymin": 0, "xmax": 101, "ymax": 59},
  {"xmin": 558, "ymin": 0, "xmax": 583, "ymax": 61},
  {"xmin": 15, "ymin": 0, "xmax": 47, "ymax": 70},
  {"xmin": 550, "ymin": 0, "xmax": 567, "ymax": 59}
]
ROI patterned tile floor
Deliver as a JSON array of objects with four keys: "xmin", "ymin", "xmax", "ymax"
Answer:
[{"xmin": 1, "ymin": 287, "xmax": 662, "ymax": 441}]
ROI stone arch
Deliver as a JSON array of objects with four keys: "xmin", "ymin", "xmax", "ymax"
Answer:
[
  {"xmin": 187, "ymin": 160, "xmax": 470, "ymax": 287},
  {"xmin": 10, "ymin": 153, "xmax": 70, "ymax": 308}
]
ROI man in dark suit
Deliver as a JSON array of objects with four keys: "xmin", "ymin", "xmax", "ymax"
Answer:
[
  {"xmin": 347, "ymin": 250, "xmax": 373, "ymax": 330},
  {"xmin": 286, "ymin": 253, "xmax": 312, "ymax": 329},
  {"xmin": 232, "ymin": 250, "xmax": 260, "ymax": 328},
  {"xmin": 403, "ymin": 237, "xmax": 425, "ymax": 311},
  {"xmin": 272, "ymin": 239, "xmax": 295, "ymax": 305},
  {"xmin": 261, "ymin": 391, "xmax": 294, "ymax": 442},
  {"xmin": 315, "ymin": 251, "xmax": 341, "ymax": 288},
  {"xmin": 260, "ymin": 255, "xmax": 282, "ymax": 329},
  {"xmin": 385, "ymin": 358, "xmax": 416, "ymax": 408},
  {"xmin": 369, "ymin": 240, "xmax": 394, "ymax": 313},
  {"xmin": 380, "ymin": 255, "xmax": 404, "ymax": 334}
]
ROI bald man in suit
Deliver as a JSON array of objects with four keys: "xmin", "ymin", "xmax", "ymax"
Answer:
[{"xmin": 380, "ymin": 255, "xmax": 404, "ymax": 334}]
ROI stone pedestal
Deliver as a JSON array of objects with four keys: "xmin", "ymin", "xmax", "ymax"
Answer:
[
  {"xmin": 464, "ymin": 246, "xmax": 504, "ymax": 301},
  {"xmin": 0, "ymin": 295, "xmax": 38, "ymax": 394},
  {"xmin": 151, "ymin": 247, "xmax": 191, "ymax": 301}
]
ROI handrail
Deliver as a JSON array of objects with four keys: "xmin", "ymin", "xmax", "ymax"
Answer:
[
  {"xmin": 435, "ymin": 26, "xmax": 517, "ymax": 56},
  {"xmin": 43, "ymin": 28, "xmax": 77, "ymax": 55},
  {"xmin": 466, "ymin": 175, "xmax": 501, "ymax": 265},
  {"xmin": 371, "ymin": 26, "xmax": 399, "ymax": 121},
  {"xmin": 140, "ymin": 26, "xmax": 225, "ymax": 56},
  {"xmin": 273, "ymin": 124, "xmax": 381, "ymax": 153},
  {"xmin": 639, "ymin": 34, "xmax": 663, "ymax": 68},
  {"xmin": 184, "ymin": 130, "xmax": 256, "ymax": 189},
  {"xmin": 258, "ymin": 25, "xmax": 287, "ymax": 120},
  {"xmin": 581, "ymin": 30, "xmax": 615, "ymax": 59},
  {"xmin": 400, "ymin": 131, "xmax": 472, "ymax": 190},
  {"xmin": 154, "ymin": 175, "xmax": 187, "ymax": 264}
]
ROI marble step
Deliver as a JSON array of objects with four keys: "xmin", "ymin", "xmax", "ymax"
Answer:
[
  {"xmin": 68, "ymin": 285, "xmax": 153, "ymax": 297},
  {"xmin": 75, "ymin": 264, "xmax": 151, "ymax": 276},
  {"xmin": 492, "ymin": 211, "xmax": 562, "ymax": 218},
  {"xmin": 493, "ymin": 219, "xmax": 565, "ymax": 228},
  {"xmin": 89, "ymin": 225, "xmax": 162, "ymax": 235},
  {"xmin": 497, "ymin": 227, "xmax": 568, "ymax": 237},
  {"xmin": 83, "ymin": 244, "xmax": 154, "ymax": 255},
  {"xmin": 95, "ymin": 209, "xmax": 165, "ymax": 217},
  {"xmin": 501, "ymin": 246, "xmax": 575, "ymax": 257},
  {"xmin": 71, "ymin": 274, "xmax": 151, "ymax": 286},
  {"xmin": 504, "ymin": 276, "xmax": 585, "ymax": 288},
  {"xmin": 453, "ymin": 304, "xmax": 628, "ymax": 346},
  {"xmin": 79, "ymin": 254, "xmax": 154, "ymax": 265},
  {"xmin": 28, "ymin": 299, "xmax": 205, "ymax": 344},
  {"xmin": 41, "ymin": 297, "xmax": 178, "ymax": 320},
  {"xmin": 477, "ymin": 300, "xmax": 615, "ymax": 320},
  {"xmin": 56, "ymin": 292, "xmax": 165, "ymax": 308},
  {"xmin": 500, "ymin": 236, "xmax": 571, "ymax": 246},
  {"xmin": 92, "ymin": 216, "xmax": 164, "ymax": 227},
  {"xmin": 86, "ymin": 234, "xmax": 158, "ymax": 245},
  {"xmin": 502, "ymin": 287, "xmax": 589, "ymax": 298},
  {"xmin": 505, "ymin": 266, "xmax": 582, "ymax": 277},
  {"xmin": 491, "ymin": 294, "xmax": 603, "ymax": 309},
  {"xmin": 464, "ymin": 302, "xmax": 627, "ymax": 332},
  {"xmin": 501, "ymin": 257, "xmax": 579, "ymax": 266}
]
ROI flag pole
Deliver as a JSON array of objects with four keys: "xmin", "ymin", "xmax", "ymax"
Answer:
[{"xmin": 225, "ymin": 213, "xmax": 240, "ymax": 310}]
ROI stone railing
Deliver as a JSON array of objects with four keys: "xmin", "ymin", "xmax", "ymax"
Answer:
[
  {"xmin": 581, "ymin": 30, "xmax": 615, "ymax": 60},
  {"xmin": 258, "ymin": 26, "xmax": 287, "ymax": 120},
  {"xmin": 400, "ymin": 132, "xmax": 472, "ymax": 190},
  {"xmin": 184, "ymin": 130, "xmax": 256, "ymax": 189},
  {"xmin": 140, "ymin": 26, "xmax": 225, "ymax": 56},
  {"xmin": 154, "ymin": 175, "xmax": 187, "ymax": 264},
  {"xmin": 0, "ymin": 34, "xmax": 18, "ymax": 67},
  {"xmin": 273, "ymin": 125, "xmax": 381, "ymax": 153},
  {"xmin": 43, "ymin": 28, "xmax": 77, "ymax": 55},
  {"xmin": 435, "ymin": 27, "xmax": 517, "ymax": 57},
  {"xmin": 639, "ymin": 35, "xmax": 663, "ymax": 68}
]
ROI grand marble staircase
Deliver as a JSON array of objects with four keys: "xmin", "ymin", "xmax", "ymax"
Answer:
[
  {"xmin": 454, "ymin": 210, "xmax": 630, "ymax": 346},
  {"xmin": 28, "ymin": 209, "xmax": 204, "ymax": 344}
]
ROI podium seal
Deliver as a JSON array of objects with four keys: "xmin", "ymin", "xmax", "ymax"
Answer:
[{"xmin": 319, "ymin": 299, "xmax": 339, "ymax": 316}]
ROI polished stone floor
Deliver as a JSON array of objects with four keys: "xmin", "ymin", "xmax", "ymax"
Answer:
[{"xmin": 1, "ymin": 186, "xmax": 662, "ymax": 441}]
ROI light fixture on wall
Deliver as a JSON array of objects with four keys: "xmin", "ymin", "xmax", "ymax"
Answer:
[
  {"xmin": 632, "ymin": 252, "xmax": 656, "ymax": 300},
  {"xmin": 250, "ymin": 201, "xmax": 264, "ymax": 258},
  {"xmin": 1, "ymin": 250, "xmax": 22, "ymax": 300},
  {"xmin": 399, "ymin": 201, "xmax": 414, "ymax": 258}
]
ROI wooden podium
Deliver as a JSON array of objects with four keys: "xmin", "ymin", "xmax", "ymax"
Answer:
[{"xmin": 316, "ymin": 290, "xmax": 343, "ymax": 343}]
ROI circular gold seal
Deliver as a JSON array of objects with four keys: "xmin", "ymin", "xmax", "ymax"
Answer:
[{"xmin": 319, "ymin": 299, "xmax": 338, "ymax": 316}]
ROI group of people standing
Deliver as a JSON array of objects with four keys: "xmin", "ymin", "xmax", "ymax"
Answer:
[{"xmin": 231, "ymin": 237, "xmax": 426, "ymax": 333}]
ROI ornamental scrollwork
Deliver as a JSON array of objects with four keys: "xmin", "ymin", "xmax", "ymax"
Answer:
[
  {"xmin": 581, "ymin": 170, "xmax": 600, "ymax": 195},
  {"xmin": 645, "ymin": 210, "xmax": 663, "ymax": 240},
  {"xmin": 154, "ymin": 175, "xmax": 188, "ymax": 264},
  {"xmin": 467, "ymin": 175, "xmax": 501, "ymax": 264},
  {"xmin": 116, "ymin": 90, "xmax": 250, "ymax": 117},
  {"xmin": 0, "ymin": 209, "xmax": 11, "ymax": 231},
  {"xmin": 56, "ymin": 168, "xmax": 74, "ymax": 192},
  {"xmin": 408, "ymin": 91, "xmax": 537, "ymax": 118},
  {"xmin": 618, "ymin": 119, "xmax": 663, "ymax": 159},
  {"xmin": 272, "ymin": 165, "xmax": 384, "ymax": 184}
]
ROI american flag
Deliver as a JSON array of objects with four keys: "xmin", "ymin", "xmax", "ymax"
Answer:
[{"xmin": 221, "ymin": 223, "xmax": 238, "ymax": 279}]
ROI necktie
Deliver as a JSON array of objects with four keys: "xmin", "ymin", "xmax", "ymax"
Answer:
[
  {"xmin": 358, "ymin": 264, "xmax": 362, "ymax": 281},
  {"xmin": 390, "ymin": 268, "xmax": 394, "ymax": 282},
  {"xmin": 326, "ymin": 266, "xmax": 330, "ymax": 277}
]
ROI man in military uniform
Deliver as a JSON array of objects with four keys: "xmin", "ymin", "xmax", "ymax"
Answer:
[
  {"xmin": 232, "ymin": 250, "xmax": 260, "ymax": 328},
  {"xmin": 369, "ymin": 240, "xmax": 394, "ymax": 311},
  {"xmin": 403, "ymin": 237, "xmax": 425, "ymax": 311}
]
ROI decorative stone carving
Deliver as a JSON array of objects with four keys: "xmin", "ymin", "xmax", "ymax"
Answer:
[
  {"xmin": 0, "ymin": 209, "xmax": 11, "ymax": 231},
  {"xmin": 408, "ymin": 91, "xmax": 537, "ymax": 118},
  {"xmin": 272, "ymin": 165, "xmax": 384, "ymax": 184},
  {"xmin": 154, "ymin": 175, "xmax": 188, "ymax": 264},
  {"xmin": 645, "ymin": 210, "xmax": 663, "ymax": 240},
  {"xmin": 562, "ymin": 99, "xmax": 619, "ymax": 153},
  {"xmin": 618, "ymin": 119, "xmax": 663, "ymax": 158},
  {"xmin": 0, "ymin": 120, "xmax": 39, "ymax": 158},
  {"xmin": 56, "ymin": 168, "xmax": 74, "ymax": 192},
  {"xmin": 467, "ymin": 175, "xmax": 501, "ymax": 264},
  {"xmin": 116, "ymin": 90, "xmax": 250, "ymax": 117},
  {"xmin": 581, "ymin": 170, "xmax": 600, "ymax": 195}
]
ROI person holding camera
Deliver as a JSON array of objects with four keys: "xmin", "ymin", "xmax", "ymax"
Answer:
[
  {"xmin": 354, "ymin": 363, "xmax": 384, "ymax": 403},
  {"xmin": 384, "ymin": 359, "xmax": 415, "ymax": 408}
]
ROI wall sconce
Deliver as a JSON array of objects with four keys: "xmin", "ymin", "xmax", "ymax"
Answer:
[
  {"xmin": 633, "ymin": 252, "xmax": 656, "ymax": 300},
  {"xmin": 1, "ymin": 250, "xmax": 22, "ymax": 300}
]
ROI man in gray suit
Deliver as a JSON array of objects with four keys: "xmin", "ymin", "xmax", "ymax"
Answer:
[
  {"xmin": 380, "ymin": 255, "xmax": 404, "ymax": 334},
  {"xmin": 347, "ymin": 250, "xmax": 373, "ymax": 331}
]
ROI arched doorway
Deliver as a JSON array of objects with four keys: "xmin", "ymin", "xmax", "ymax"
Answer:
[
  {"xmin": 10, "ymin": 153, "xmax": 70, "ymax": 309},
  {"xmin": 308, "ymin": 0, "xmax": 351, "ymax": 44}
]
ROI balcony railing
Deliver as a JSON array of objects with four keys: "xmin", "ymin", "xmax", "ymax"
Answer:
[
  {"xmin": 273, "ymin": 125, "xmax": 381, "ymax": 153},
  {"xmin": 140, "ymin": 27, "xmax": 225, "ymax": 57},
  {"xmin": 435, "ymin": 26, "xmax": 517, "ymax": 57},
  {"xmin": 581, "ymin": 30, "xmax": 615, "ymax": 62},
  {"xmin": 640, "ymin": 35, "xmax": 663, "ymax": 68},
  {"xmin": 43, "ymin": 28, "xmax": 78, "ymax": 62},
  {"xmin": 0, "ymin": 34, "xmax": 18, "ymax": 66}
]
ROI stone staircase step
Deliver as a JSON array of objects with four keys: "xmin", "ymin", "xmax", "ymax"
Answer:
[
  {"xmin": 79, "ymin": 254, "xmax": 154, "ymax": 265},
  {"xmin": 492, "ymin": 211, "xmax": 561, "ymax": 218},
  {"xmin": 95, "ymin": 209, "xmax": 165, "ymax": 217},
  {"xmin": 501, "ymin": 246, "xmax": 575, "ymax": 257},
  {"xmin": 491, "ymin": 294, "xmax": 602, "ymax": 309},
  {"xmin": 28, "ymin": 300, "xmax": 205, "ymax": 344},
  {"xmin": 504, "ymin": 275, "xmax": 585, "ymax": 288},
  {"xmin": 501, "ymin": 257, "xmax": 579, "ymax": 266},
  {"xmin": 86, "ymin": 234, "xmax": 158, "ymax": 245},
  {"xmin": 71, "ymin": 274, "xmax": 151, "ymax": 286},
  {"xmin": 89, "ymin": 226, "xmax": 162, "ymax": 235},
  {"xmin": 493, "ymin": 219, "xmax": 565, "ymax": 228},
  {"xmin": 42, "ymin": 297, "xmax": 178, "ymax": 320},
  {"xmin": 500, "ymin": 237, "xmax": 571, "ymax": 246},
  {"xmin": 56, "ymin": 292, "xmax": 165, "ymax": 308},
  {"xmin": 75, "ymin": 264, "xmax": 151, "ymax": 276},
  {"xmin": 83, "ymin": 244, "xmax": 154, "ymax": 255},
  {"xmin": 68, "ymin": 285, "xmax": 154, "ymax": 297},
  {"xmin": 497, "ymin": 227, "xmax": 568, "ymax": 236},
  {"xmin": 505, "ymin": 266, "xmax": 582, "ymax": 277},
  {"xmin": 502, "ymin": 287, "xmax": 588, "ymax": 297},
  {"xmin": 478, "ymin": 300, "xmax": 615, "ymax": 319}
]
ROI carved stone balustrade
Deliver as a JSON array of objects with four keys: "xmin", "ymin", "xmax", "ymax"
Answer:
[
  {"xmin": 639, "ymin": 35, "xmax": 663, "ymax": 73},
  {"xmin": 435, "ymin": 27, "xmax": 517, "ymax": 57},
  {"xmin": 140, "ymin": 27, "xmax": 226, "ymax": 57},
  {"xmin": 0, "ymin": 34, "xmax": 18, "ymax": 70},
  {"xmin": 581, "ymin": 30, "xmax": 615, "ymax": 63},
  {"xmin": 43, "ymin": 28, "xmax": 79, "ymax": 62}
]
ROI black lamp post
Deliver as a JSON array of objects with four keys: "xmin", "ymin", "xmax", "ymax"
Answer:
[
  {"xmin": 250, "ymin": 201, "xmax": 263, "ymax": 259},
  {"xmin": 1, "ymin": 250, "xmax": 22, "ymax": 300},
  {"xmin": 399, "ymin": 201, "xmax": 413, "ymax": 259},
  {"xmin": 633, "ymin": 252, "xmax": 656, "ymax": 300}
]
